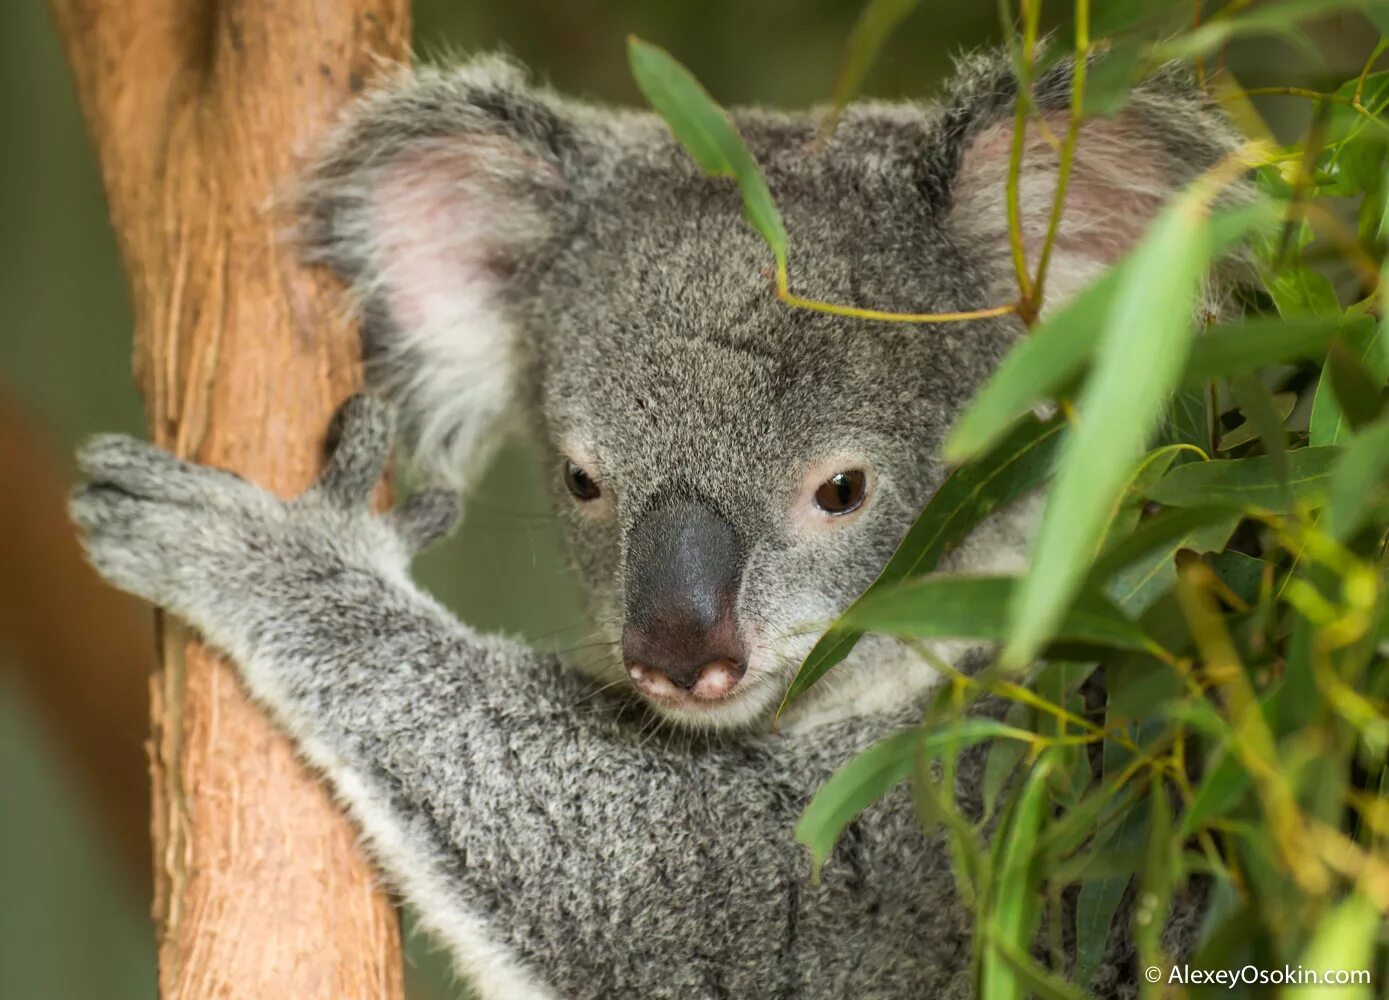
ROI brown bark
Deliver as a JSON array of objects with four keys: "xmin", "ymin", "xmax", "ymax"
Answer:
[{"xmin": 48, "ymin": 1, "xmax": 412, "ymax": 996}]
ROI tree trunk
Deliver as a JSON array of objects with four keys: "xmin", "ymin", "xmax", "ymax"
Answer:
[{"xmin": 48, "ymin": 1, "xmax": 412, "ymax": 996}]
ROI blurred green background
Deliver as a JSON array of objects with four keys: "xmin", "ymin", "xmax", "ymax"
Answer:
[{"xmin": 0, "ymin": 2, "xmax": 1372, "ymax": 997}]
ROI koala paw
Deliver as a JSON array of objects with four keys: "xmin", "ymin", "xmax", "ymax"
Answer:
[
  {"xmin": 70, "ymin": 432, "xmax": 278, "ymax": 611},
  {"xmin": 308, "ymin": 393, "xmax": 461, "ymax": 550},
  {"xmin": 71, "ymin": 394, "xmax": 461, "ymax": 618}
]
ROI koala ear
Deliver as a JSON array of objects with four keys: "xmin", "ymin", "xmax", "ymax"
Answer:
[
  {"xmin": 301, "ymin": 56, "xmax": 581, "ymax": 485},
  {"xmin": 941, "ymin": 52, "xmax": 1239, "ymax": 311}
]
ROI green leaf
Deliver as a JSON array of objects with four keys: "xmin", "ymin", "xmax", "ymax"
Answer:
[
  {"xmin": 990, "ymin": 935, "xmax": 1091, "ymax": 1000},
  {"xmin": 1088, "ymin": 504, "xmax": 1238, "ymax": 586},
  {"xmin": 1326, "ymin": 337, "xmax": 1388, "ymax": 431},
  {"xmin": 945, "ymin": 270, "xmax": 1121, "ymax": 462},
  {"xmin": 1105, "ymin": 544, "xmax": 1183, "ymax": 615},
  {"xmin": 947, "ymin": 201, "xmax": 1275, "ymax": 463},
  {"xmin": 794, "ymin": 729, "xmax": 917, "ymax": 881},
  {"xmin": 1262, "ymin": 254, "xmax": 1341, "ymax": 319},
  {"xmin": 1285, "ymin": 892, "xmax": 1379, "ymax": 1000},
  {"xmin": 1310, "ymin": 317, "xmax": 1388, "ymax": 445},
  {"xmin": 1316, "ymin": 69, "xmax": 1389, "ymax": 195},
  {"xmin": 1102, "ymin": 446, "xmax": 1185, "ymax": 547},
  {"xmin": 1179, "ymin": 743, "xmax": 1253, "ymax": 837},
  {"xmin": 1156, "ymin": 385, "xmax": 1213, "ymax": 458},
  {"xmin": 1002, "ymin": 190, "xmax": 1213, "ymax": 669},
  {"xmin": 1209, "ymin": 550, "xmax": 1265, "ymax": 606},
  {"xmin": 1181, "ymin": 317, "xmax": 1341, "ymax": 386},
  {"xmin": 1227, "ymin": 376, "xmax": 1292, "ymax": 503},
  {"xmin": 841, "ymin": 575, "xmax": 1156, "ymax": 653},
  {"xmin": 1325, "ymin": 417, "xmax": 1389, "ymax": 540},
  {"xmin": 1083, "ymin": 39, "xmax": 1143, "ymax": 118},
  {"xmin": 1217, "ymin": 386, "xmax": 1294, "ymax": 453},
  {"xmin": 1154, "ymin": 0, "xmax": 1376, "ymax": 61},
  {"xmin": 1073, "ymin": 745, "xmax": 1154, "ymax": 986},
  {"xmin": 981, "ymin": 752, "xmax": 1058, "ymax": 1000},
  {"xmin": 981, "ymin": 721, "xmax": 1027, "ymax": 819},
  {"xmin": 822, "ymin": 0, "xmax": 922, "ymax": 135},
  {"xmin": 1144, "ymin": 447, "xmax": 1343, "ymax": 512},
  {"xmin": 784, "ymin": 416, "xmax": 1064, "ymax": 710},
  {"xmin": 628, "ymin": 38, "xmax": 788, "ymax": 267},
  {"xmin": 1073, "ymin": 875, "xmax": 1127, "ymax": 987},
  {"xmin": 1135, "ymin": 779, "xmax": 1177, "ymax": 970},
  {"xmin": 1099, "ymin": 474, "xmax": 1240, "ymax": 616},
  {"xmin": 1038, "ymin": 777, "xmax": 1144, "ymax": 859},
  {"xmin": 795, "ymin": 719, "xmax": 1022, "ymax": 879},
  {"xmin": 1092, "ymin": 505, "xmax": 1240, "ymax": 616}
]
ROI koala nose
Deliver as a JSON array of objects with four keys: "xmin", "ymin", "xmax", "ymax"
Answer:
[{"xmin": 622, "ymin": 500, "xmax": 747, "ymax": 701}]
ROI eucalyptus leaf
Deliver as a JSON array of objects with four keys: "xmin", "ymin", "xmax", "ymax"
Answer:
[
  {"xmin": 1074, "ymin": 753, "xmax": 1154, "ymax": 985},
  {"xmin": 945, "ymin": 269, "xmax": 1122, "ymax": 463},
  {"xmin": 1180, "ymin": 317, "xmax": 1341, "ymax": 386},
  {"xmin": 628, "ymin": 38, "xmax": 788, "ymax": 267},
  {"xmin": 990, "ymin": 935, "xmax": 1092, "ymax": 1000},
  {"xmin": 1216, "ymin": 387, "xmax": 1295, "ymax": 453},
  {"xmin": 1226, "ymin": 377, "xmax": 1291, "ymax": 505},
  {"xmin": 1325, "ymin": 337, "xmax": 1388, "ymax": 430},
  {"xmin": 1310, "ymin": 317, "xmax": 1387, "ymax": 445},
  {"xmin": 1208, "ymin": 550, "xmax": 1265, "ymax": 606},
  {"xmin": 784, "ymin": 416, "xmax": 1064, "ymax": 711},
  {"xmin": 1153, "ymin": 0, "xmax": 1374, "ymax": 61},
  {"xmin": 794, "ymin": 729, "xmax": 916, "ymax": 881},
  {"xmin": 841, "ymin": 575, "xmax": 1156, "ymax": 653},
  {"xmin": 1083, "ymin": 39, "xmax": 1142, "ymax": 118},
  {"xmin": 1003, "ymin": 188, "xmax": 1213, "ymax": 669},
  {"xmin": 795, "ymin": 719, "xmax": 1025, "ymax": 879},
  {"xmin": 1179, "ymin": 744, "xmax": 1253, "ymax": 837},
  {"xmin": 822, "ymin": 0, "xmax": 923, "ymax": 136},
  {"xmin": 1325, "ymin": 417, "xmax": 1389, "ymax": 540},
  {"xmin": 981, "ymin": 752, "xmax": 1057, "ymax": 1000},
  {"xmin": 1144, "ymin": 448, "xmax": 1342, "ymax": 511},
  {"xmin": 1284, "ymin": 892, "xmax": 1379, "ymax": 1000}
]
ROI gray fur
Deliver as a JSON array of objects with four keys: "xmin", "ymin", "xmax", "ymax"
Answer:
[
  {"xmin": 72, "ymin": 397, "xmax": 1206, "ymax": 998},
  {"xmin": 74, "ymin": 49, "xmax": 1240, "ymax": 997}
]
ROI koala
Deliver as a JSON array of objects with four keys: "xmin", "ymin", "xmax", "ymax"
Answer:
[{"xmin": 73, "ymin": 50, "xmax": 1238, "ymax": 999}]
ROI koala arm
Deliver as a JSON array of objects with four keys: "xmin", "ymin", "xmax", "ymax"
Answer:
[{"xmin": 71, "ymin": 397, "xmax": 970, "ymax": 1000}]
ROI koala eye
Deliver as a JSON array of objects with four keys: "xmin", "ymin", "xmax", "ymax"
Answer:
[
  {"xmin": 563, "ymin": 459, "xmax": 602, "ymax": 502},
  {"xmin": 813, "ymin": 470, "xmax": 868, "ymax": 515}
]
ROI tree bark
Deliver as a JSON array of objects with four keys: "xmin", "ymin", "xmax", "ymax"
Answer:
[{"xmin": 48, "ymin": 1, "xmax": 411, "ymax": 996}]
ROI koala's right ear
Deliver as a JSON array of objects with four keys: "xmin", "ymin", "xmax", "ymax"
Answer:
[{"xmin": 301, "ymin": 56, "xmax": 582, "ymax": 485}]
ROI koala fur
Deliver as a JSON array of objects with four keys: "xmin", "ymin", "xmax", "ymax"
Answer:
[{"xmin": 74, "ymin": 50, "xmax": 1239, "ymax": 998}]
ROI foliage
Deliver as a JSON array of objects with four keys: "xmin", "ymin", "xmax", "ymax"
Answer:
[{"xmin": 631, "ymin": 1, "xmax": 1389, "ymax": 996}]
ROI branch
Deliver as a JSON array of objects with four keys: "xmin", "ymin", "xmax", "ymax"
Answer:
[{"xmin": 49, "ymin": 0, "xmax": 412, "ymax": 996}]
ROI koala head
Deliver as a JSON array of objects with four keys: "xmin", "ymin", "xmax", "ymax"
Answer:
[{"xmin": 302, "ymin": 52, "xmax": 1237, "ymax": 730}]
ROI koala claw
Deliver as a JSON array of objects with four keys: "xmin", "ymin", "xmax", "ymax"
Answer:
[
  {"xmin": 75, "ymin": 433, "xmax": 252, "ymax": 506},
  {"xmin": 71, "ymin": 395, "xmax": 459, "ymax": 616},
  {"xmin": 70, "ymin": 435, "xmax": 274, "ymax": 610}
]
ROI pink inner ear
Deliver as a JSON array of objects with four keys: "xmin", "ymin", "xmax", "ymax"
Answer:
[
  {"xmin": 370, "ymin": 140, "xmax": 563, "ymax": 333},
  {"xmin": 955, "ymin": 111, "xmax": 1172, "ymax": 301}
]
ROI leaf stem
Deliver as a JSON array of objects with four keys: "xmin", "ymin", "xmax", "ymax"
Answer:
[
  {"xmin": 1032, "ymin": 0, "xmax": 1091, "ymax": 312},
  {"xmin": 1005, "ymin": 0, "xmax": 1043, "ymax": 316},
  {"xmin": 774, "ymin": 262, "xmax": 1019, "ymax": 324},
  {"xmin": 1353, "ymin": 38, "xmax": 1388, "ymax": 107},
  {"xmin": 1219, "ymin": 87, "xmax": 1389, "ymax": 135}
]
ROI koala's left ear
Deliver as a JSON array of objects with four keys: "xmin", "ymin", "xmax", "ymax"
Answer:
[
  {"xmin": 939, "ymin": 52, "xmax": 1241, "ymax": 310},
  {"xmin": 301, "ymin": 55, "xmax": 587, "ymax": 484}
]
